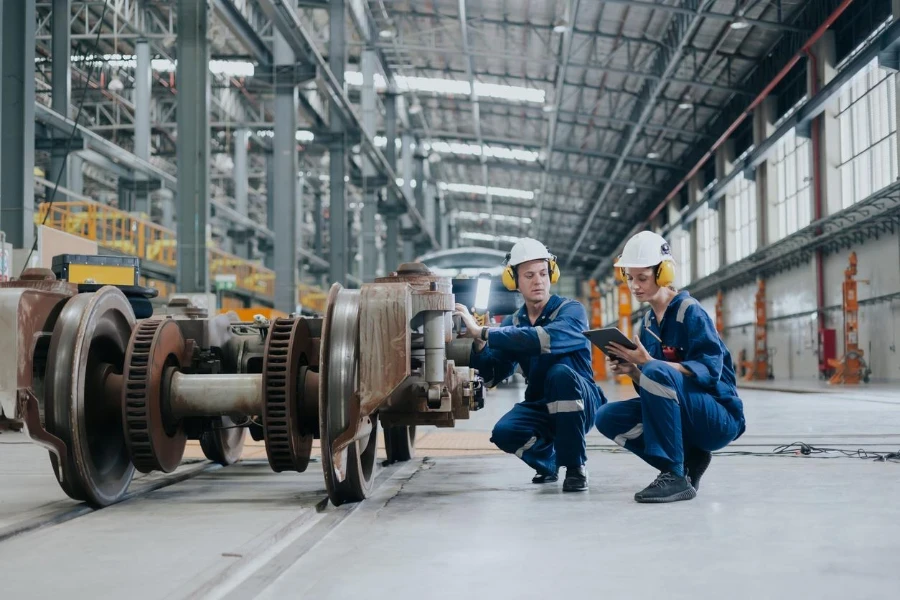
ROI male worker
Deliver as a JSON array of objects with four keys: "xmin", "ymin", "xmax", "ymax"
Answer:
[
  {"xmin": 595, "ymin": 231, "xmax": 746, "ymax": 503},
  {"xmin": 454, "ymin": 237, "xmax": 606, "ymax": 492}
]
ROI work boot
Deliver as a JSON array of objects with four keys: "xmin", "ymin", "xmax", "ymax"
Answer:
[
  {"xmin": 532, "ymin": 468, "xmax": 559, "ymax": 484},
  {"xmin": 634, "ymin": 472, "xmax": 696, "ymax": 503},
  {"xmin": 685, "ymin": 448, "xmax": 712, "ymax": 491},
  {"xmin": 562, "ymin": 466, "xmax": 588, "ymax": 492}
]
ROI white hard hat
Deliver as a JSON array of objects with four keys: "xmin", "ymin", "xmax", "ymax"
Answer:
[
  {"xmin": 506, "ymin": 237, "xmax": 554, "ymax": 267},
  {"xmin": 614, "ymin": 231, "xmax": 674, "ymax": 268}
]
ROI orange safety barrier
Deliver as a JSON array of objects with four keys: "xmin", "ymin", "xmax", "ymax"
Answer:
[{"xmin": 36, "ymin": 199, "xmax": 327, "ymax": 310}]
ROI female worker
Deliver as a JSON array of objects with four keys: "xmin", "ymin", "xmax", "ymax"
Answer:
[{"xmin": 594, "ymin": 231, "xmax": 746, "ymax": 503}]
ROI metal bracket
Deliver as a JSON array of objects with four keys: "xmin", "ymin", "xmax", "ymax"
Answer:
[{"xmin": 18, "ymin": 388, "xmax": 68, "ymax": 482}]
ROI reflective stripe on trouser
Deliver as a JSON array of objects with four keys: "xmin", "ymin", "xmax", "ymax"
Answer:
[
  {"xmin": 490, "ymin": 364, "xmax": 606, "ymax": 474},
  {"xmin": 594, "ymin": 360, "xmax": 744, "ymax": 473}
]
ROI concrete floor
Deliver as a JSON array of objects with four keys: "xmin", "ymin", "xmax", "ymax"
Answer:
[{"xmin": 1, "ymin": 378, "xmax": 899, "ymax": 600}]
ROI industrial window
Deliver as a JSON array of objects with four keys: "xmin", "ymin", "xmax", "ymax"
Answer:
[
  {"xmin": 726, "ymin": 174, "xmax": 757, "ymax": 262},
  {"xmin": 770, "ymin": 127, "xmax": 811, "ymax": 240},
  {"xmin": 695, "ymin": 203, "xmax": 719, "ymax": 279},
  {"xmin": 669, "ymin": 226, "xmax": 691, "ymax": 288},
  {"xmin": 837, "ymin": 57, "xmax": 897, "ymax": 210}
]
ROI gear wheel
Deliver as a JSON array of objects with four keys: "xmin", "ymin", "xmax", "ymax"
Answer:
[
  {"xmin": 122, "ymin": 319, "xmax": 188, "ymax": 473},
  {"xmin": 262, "ymin": 317, "xmax": 314, "ymax": 472}
]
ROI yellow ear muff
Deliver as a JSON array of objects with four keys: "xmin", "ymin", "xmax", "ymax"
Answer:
[
  {"xmin": 502, "ymin": 265, "xmax": 517, "ymax": 291},
  {"xmin": 656, "ymin": 261, "xmax": 675, "ymax": 287},
  {"xmin": 548, "ymin": 259, "xmax": 560, "ymax": 284}
]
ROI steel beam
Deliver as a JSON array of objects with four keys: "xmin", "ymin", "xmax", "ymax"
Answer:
[
  {"xmin": 328, "ymin": 0, "xmax": 348, "ymax": 287},
  {"xmin": 49, "ymin": 0, "xmax": 71, "ymax": 195},
  {"xmin": 273, "ymin": 31, "xmax": 298, "ymax": 313},
  {"xmin": 599, "ymin": 0, "xmax": 809, "ymax": 33},
  {"xmin": 176, "ymin": 0, "xmax": 210, "ymax": 293},
  {"xmin": 233, "ymin": 128, "xmax": 250, "ymax": 257},
  {"xmin": 133, "ymin": 37, "xmax": 151, "ymax": 215},
  {"xmin": 360, "ymin": 49, "xmax": 378, "ymax": 282},
  {"xmin": 567, "ymin": 0, "xmax": 708, "ymax": 266},
  {"xmin": 210, "ymin": 0, "xmax": 272, "ymax": 65},
  {"xmin": 255, "ymin": 0, "xmax": 438, "ymax": 250},
  {"xmin": 1, "ymin": 0, "xmax": 37, "ymax": 250}
]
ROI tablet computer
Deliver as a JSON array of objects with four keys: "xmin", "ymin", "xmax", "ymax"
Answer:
[{"xmin": 582, "ymin": 327, "xmax": 638, "ymax": 356}]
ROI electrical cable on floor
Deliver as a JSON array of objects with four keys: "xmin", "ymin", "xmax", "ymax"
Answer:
[
  {"xmin": 19, "ymin": 2, "xmax": 111, "ymax": 276},
  {"xmin": 587, "ymin": 441, "xmax": 900, "ymax": 462}
]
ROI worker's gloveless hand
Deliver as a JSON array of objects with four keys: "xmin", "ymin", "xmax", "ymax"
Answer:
[
  {"xmin": 607, "ymin": 335, "xmax": 653, "ymax": 367},
  {"xmin": 453, "ymin": 303, "xmax": 481, "ymax": 339},
  {"xmin": 608, "ymin": 358, "xmax": 639, "ymax": 379}
]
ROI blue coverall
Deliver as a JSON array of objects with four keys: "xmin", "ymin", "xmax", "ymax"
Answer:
[
  {"xmin": 471, "ymin": 295, "xmax": 607, "ymax": 475},
  {"xmin": 595, "ymin": 291, "xmax": 746, "ymax": 477}
]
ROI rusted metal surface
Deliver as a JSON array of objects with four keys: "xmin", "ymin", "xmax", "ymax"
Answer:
[
  {"xmin": 122, "ymin": 318, "xmax": 189, "ymax": 474},
  {"xmin": 358, "ymin": 283, "xmax": 412, "ymax": 418},
  {"xmin": 44, "ymin": 287, "xmax": 136, "ymax": 506},
  {"xmin": 0, "ymin": 284, "xmax": 74, "ymax": 420},
  {"xmin": 262, "ymin": 317, "xmax": 314, "ymax": 473},
  {"xmin": 377, "ymin": 263, "xmax": 455, "ymax": 343},
  {"xmin": 199, "ymin": 417, "xmax": 246, "ymax": 466},
  {"xmin": 168, "ymin": 372, "xmax": 263, "ymax": 418},
  {"xmin": 17, "ymin": 388, "xmax": 66, "ymax": 468}
]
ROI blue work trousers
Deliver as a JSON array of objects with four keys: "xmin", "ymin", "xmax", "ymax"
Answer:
[
  {"xmin": 490, "ymin": 364, "xmax": 607, "ymax": 475},
  {"xmin": 595, "ymin": 361, "xmax": 744, "ymax": 475}
]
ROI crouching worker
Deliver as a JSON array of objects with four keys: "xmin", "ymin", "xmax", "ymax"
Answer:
[
  {"xmin": 454, "ymin": 238, "xmax": 606, "ymax": 492},
  {"xmin": 595, "ymin": 231, "xmax": 746, "ymax": 503}
]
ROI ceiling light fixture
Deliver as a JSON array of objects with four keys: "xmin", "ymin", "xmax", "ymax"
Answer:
[
  {"xmin": 730, "ymin": 17, "xmax": 750, "ymax": 30},
  {"xmin": 647, "ymin": 151, "xmax": 660, "ymax": 159},
  {"xmin": 379, "ymin": 29, "xmax": 394, "ymax": 39},
  {"xmin": 678, "ymin": 101, "xmax": 692, "ymax": 110}
]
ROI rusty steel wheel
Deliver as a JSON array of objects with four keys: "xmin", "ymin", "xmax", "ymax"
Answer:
[
  {"xmin": 384, "ymin": 425, "xmax": 416, "ymax": 463},
  {"xmin": 261, "ymin": 317, "xmax": 316, "ymax": 472},
  {"xmin": 319, "ymin": 285, "xmax": 379, "ymax": 506},
  {"xmin": 44, "ymin": 287, "xmax": 136, "ymax": 507},
  {"xmin": 122, "ymin": 319, "xmax": 188, "ymax": 473},
  {"xmin": 199, "ymin": 417, "xmax": 246, "ymax": 466}
]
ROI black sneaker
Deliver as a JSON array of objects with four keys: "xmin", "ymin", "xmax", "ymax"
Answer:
[
  {"xmin": 634, "ymin": 472, "xmax": 696, "ymax": 503},
  {"xmin": 532, "ymin": 469, "xmax": 559, "ymax": 484},
  {"xmin": 685, "ymin": 448, "xmax": 712, "ymax": 491},
  {"xmin": 562, "ymin": 466, "xmax": 588, "ymax": 492}
]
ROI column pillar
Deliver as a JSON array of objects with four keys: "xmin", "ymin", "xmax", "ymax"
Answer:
[
  {"xmin": 133, "ymin": 37, "xmax": 152, "ymax": 215},
  {"xmin": 233, "ymin": 128, "xmax": 250, "ymax": 258},
  {"xmin": 328, "ymin": 0, "xmax": 348, "ymax": 286},
  {"xmin": 49, "ymin": 0, "xmax": 72, "ymax": 196},
  {"xmin": 753, "ymin": 95, "xmax": 777, "ymax": 249},
  {"xmin": 176, "ymin": 0, "xmax": 210, "ymax": 293},
  {"xmin": 360, "ymin": 49, "xmax": 378, "ymax": 281},
  {"xmin": 1, "ymin": 0, "xmax": 37, "ymax": 255},
  {"xmin": 273, "ymin": 31, "xmax": 298, "ymax": 314},
  {"xmin": 714, "ymin": 139, "xmax": 734, "ymax": 267},
  {"xmin": 382, "ymin": 92, "xmax": 401, "ymax": 273}
]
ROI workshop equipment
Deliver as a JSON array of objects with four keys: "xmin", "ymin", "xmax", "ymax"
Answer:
[
  {"xmin": 0, "ymin": 259, "xmax": 483, "ymax": 508},
  {"xmin": 588, "ymin": 279, "xmax": 606, "ymax": 381},
  {"xmin": 742, "ymin": 278, "xmax": 773, "ymax": 380},
  {"xmin": 828, "ymin": 252, "xmax": 871, "ymax": 385},
  {"xmin": 715, "ymin": 290, "xmax": 724, "ymax": 336}
]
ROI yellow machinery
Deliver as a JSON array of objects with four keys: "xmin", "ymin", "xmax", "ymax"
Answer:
[
  {"xmin": 37, "ymin": 199, "xmax": 327, "ymax": 313},
  {"xmin": 828, "ymin": 252, "xmax": 871, "ymax": 385},
  {"xmin": 588, "ymin": 279, "xmax": 606, "ymax": 381}
]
